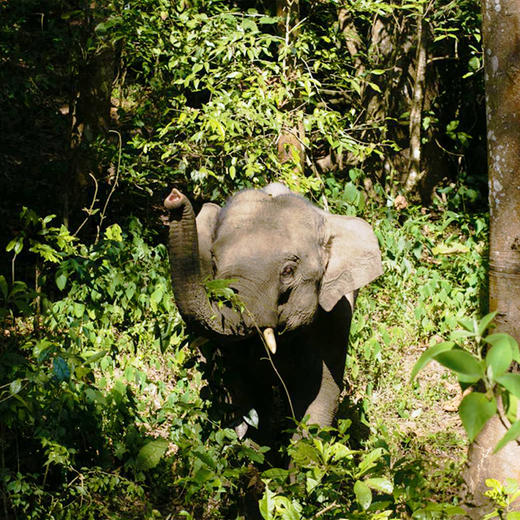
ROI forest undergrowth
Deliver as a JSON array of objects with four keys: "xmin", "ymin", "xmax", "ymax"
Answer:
[
  {"xmin": 0, "ymin": 0, "xmax": 495, "ymax": 518},
  {"xmin": 0, "ymin": 187, "xmax": 488, "ymax": 519}
]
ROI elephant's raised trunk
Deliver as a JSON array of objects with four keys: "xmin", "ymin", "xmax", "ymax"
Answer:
[{"xmin": 164, "ymin": 189, "xmax": 246, "ymax": 338}]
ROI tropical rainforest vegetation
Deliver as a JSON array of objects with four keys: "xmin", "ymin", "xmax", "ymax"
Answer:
[{"xmin": 1, "ymin": 0, "xmax": 518, "ymax": 518}]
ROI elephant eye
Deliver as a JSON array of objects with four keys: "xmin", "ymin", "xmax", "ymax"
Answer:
[{"xmin": 281, "ymin": 264, "xmax": 295, "ymax": 279}]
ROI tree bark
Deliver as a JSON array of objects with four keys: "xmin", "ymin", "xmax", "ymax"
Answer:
[
  {"xmin": 485, "ymin": 5, "xmax": 520, "ymax": 338},
  {"xmin": 63, "ymin": 2, "xmax": 116, "ymax": 230},
  {"xmin": 464, "ymin": 0, "xmax": 520, "ymax": 515},
  {"xmin": 404, "ymin": 16, "xmax": 427, "ymax": 194},
  {"xmin": 66, "ymin": 43, "xmax": 115, "ymax": 229}
]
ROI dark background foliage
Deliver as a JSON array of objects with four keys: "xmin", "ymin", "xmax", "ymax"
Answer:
[{"xmin": 0, "ymin": 0, "xmax": 491, "ymax": 518}]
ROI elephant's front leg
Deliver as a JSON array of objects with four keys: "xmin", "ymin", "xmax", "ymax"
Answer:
[
  {"xmin": 297, "ymin": 296, "xmax": 352, "ymax": 429},
  {"xmin": 302, "ymin": 360, "xmax": 342, "ymax": 427}
]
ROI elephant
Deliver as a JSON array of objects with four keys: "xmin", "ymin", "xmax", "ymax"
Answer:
[{"xmin": 163, "ymin": 183, "xmax": 382, "ymax": 448}]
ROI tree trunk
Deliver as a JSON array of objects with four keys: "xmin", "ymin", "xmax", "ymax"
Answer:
[
  {"xmin": 404, "ymin": 16, "xmax": 427, "ymax": 194},
  {"xmin": 485, "ymin": 19, "xmax": 520, "ymax": 339},
  {"xmin": 464, "ymin": 0, "xmax": 520, "ymax": 515},
  {"xmin": 64, "ymin": 2, "xmax": 116, "ymax": 230},
  {"xmin": 66, "ymin": 44, "xmax": 115, "ymax": 228}
]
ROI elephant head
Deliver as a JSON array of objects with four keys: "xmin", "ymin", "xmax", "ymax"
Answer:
[{"xmin": 164, "ymin": 184, "xmax": 382, "ymax": 350}]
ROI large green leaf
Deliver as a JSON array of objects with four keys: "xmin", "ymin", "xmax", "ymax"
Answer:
[
  {"xmin": 496, "ymin": 373, "xmax": 520, "ymax": 399},
  {"xmin": 459, "ymin": 392, "xmax": 497, "ymax": 442},
  {"xmin": 354, "ymin": 480, "xmax": 372, "ymax": 510},
  {"xmin": 365, "ymin": 477, "xmax": 394, "ymax": 494},
  {"xmin": 434, "ymin": 349, "xmax": 483, "ymax": 382},
  {"xmin": 485, "ymin": 333, "xmax": 520, "ymax": 363},
  {"xmin": 486, "ymin": 340, "xmax": 513, "ymax": 379},
  {"xmin": 356, "ymin": 448, "xmax": 385, "ymax": 478},
  {"xmin": 410, "ymin": 341, "xmax": 454, "ymax": 381},
  {"xmin": 136, "ymin": 439, "xmax": 169, "ymax": 471},
  {"xmin": 259, "ymin": 481, "xmax": 274, "ymax": 520},
  {"xmin": 477, "ymin": 311, "xmax": 497, "ymax": 337}
]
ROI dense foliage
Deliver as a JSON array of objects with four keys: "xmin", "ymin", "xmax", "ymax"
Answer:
[{"xmin": 0, "ymin": 0, "xmax": 495, "ymax": 518}]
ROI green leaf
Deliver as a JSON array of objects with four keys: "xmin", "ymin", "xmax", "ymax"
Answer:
[
  {"xmin": 6, "ymin": 237, "xmax": 24, "ymax": 255},
  {"xmin": 354, "ymin": 480, "xmax": 372, "ymax": 510},
  {"xmin": 83, "ymin": 350, "xmax": 107, "ymax": 366},
  {"xmin": 410, "ymin": 341, "xmax": 454, "ymax": 381},
  {"xmin": 262, "ymin": 468, "xmax": 290, "ymax": 481},
  {"xmin": 258, "ymin": 16, "xmax": 278, "ymax": 24},
  {"xmin": 239, "ymin": 445, "xmax": 265, "ymax": 464},
  {"xmin": 356, "ymin": 448, "xmax": 385, "ymax": 477},
  {"xmin": 136, "ymin": 439, "xmax": 169, "ymax": 471},
  {"xmin": 125, "ymin": 283, "xmax": 136, "ymax": 301},
  {"xmin": 507, "ymin": 512, "xmax": 520, "ymax": 520},
  {"xmin": 150, "ymin": 286, "xmax": 164, "ymax": 305},
  {"xmin": 241, "ymin": 18, "xmax": 258, "ymax": 32},
  {"xmin": 506, "ymin": 394, "xmax": 519, "ymax": 424},
  {"xmin": 55, "ymin": 271, "xmax": 67, "ymax": 291},
  {"xmin": 9, "ymin": 379, "xmax": 22, "ymax": 395},
  {"xmin": 344, "ymin": 182, "xmax": 359, "ymax": 204},
  {"xmin": 468, "ymin": 56, "xmax": 481, "ymax": 71},
  {"xmin": 329, "ymin": 442, "xmax": 354, "ymax": 461},
  {"xmin": 243, "ymin": 408, "xmax": 259, "ymax": 429},
  {"xmin": 290, "ymin": 442, "xmax": 321, "ymax": 466},
  {"xmin": 53, "ymin": 357, "xmax": 70, "ymax": 382},
  {"xmin": 478, "ymin": 311, "xmax": 497, "ymax": 336},
  {"xmin": 459, "ymin": 392, "xmax": 497, "ymax": 442},
  {"xmin": 486, "ymin": 340, "xmax": 513, "ymax": 379},
  {"xmin": 457, "ymin": 317, "xmax": 476, "ymax": 333},
  {"xmin": 450, "ymin": 329, "xmax": 477, "ymax": 341},
  {"xmin": 486, "ymin": 334, "xmax": 520, "ymax": 363},
  {"xmin": 192, "ymin": 448, "xmax": 217, "ymax": 469},
  {"xmin": 365, "ymin": 477, "xmax": 394, "ymax": 494},
  {"xmin": 494, "ymin": 419, "xmax": 520, "ymax": 453},
  {"xmin": 193, "ymin": 467, "xmax": 214, "ymax": 484},
  {"xmin": 104, "ymin": 223, "xmax": 123, "ymax": 242},
  {"xmin": 73, "ymin": 302, "xmax": 85, "ymax": 318},
  {"xmin": 434, "ymin": 349, "xmax": 483, "ymax": 382},
  {"xmin": 496, "ymin": 373, "xmax": 520, "ymax": 399},
  {"xmin": 418, "ymin": 503, "xmax": 467, "ymax": 515},
  {"xmin": 259, "ymin": 481, "xmax": 274, "ymax": 520}
]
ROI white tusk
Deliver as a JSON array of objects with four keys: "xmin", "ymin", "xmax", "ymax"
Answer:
[{"xmin": 263, "ymin": 328, "xmax": 277, "ymax": 355}]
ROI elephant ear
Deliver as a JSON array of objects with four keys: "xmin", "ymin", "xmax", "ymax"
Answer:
[
  {"xmin": 319, "ymin": 214, "xmax": 382, "ymax": 312},
  {"xmin": 196, "ymin": 202, "xmax": 221, "ymax": 278}
]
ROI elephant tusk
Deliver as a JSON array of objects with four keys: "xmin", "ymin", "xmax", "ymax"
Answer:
[{"xmin": 263, "ymin": 328, "xmax": 277, "ymax": 355}]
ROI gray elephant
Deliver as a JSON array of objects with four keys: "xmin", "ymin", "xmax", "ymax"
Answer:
[{"xmin": 163, "ymin": 183, "xmax": 382, "ymax": 446}]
